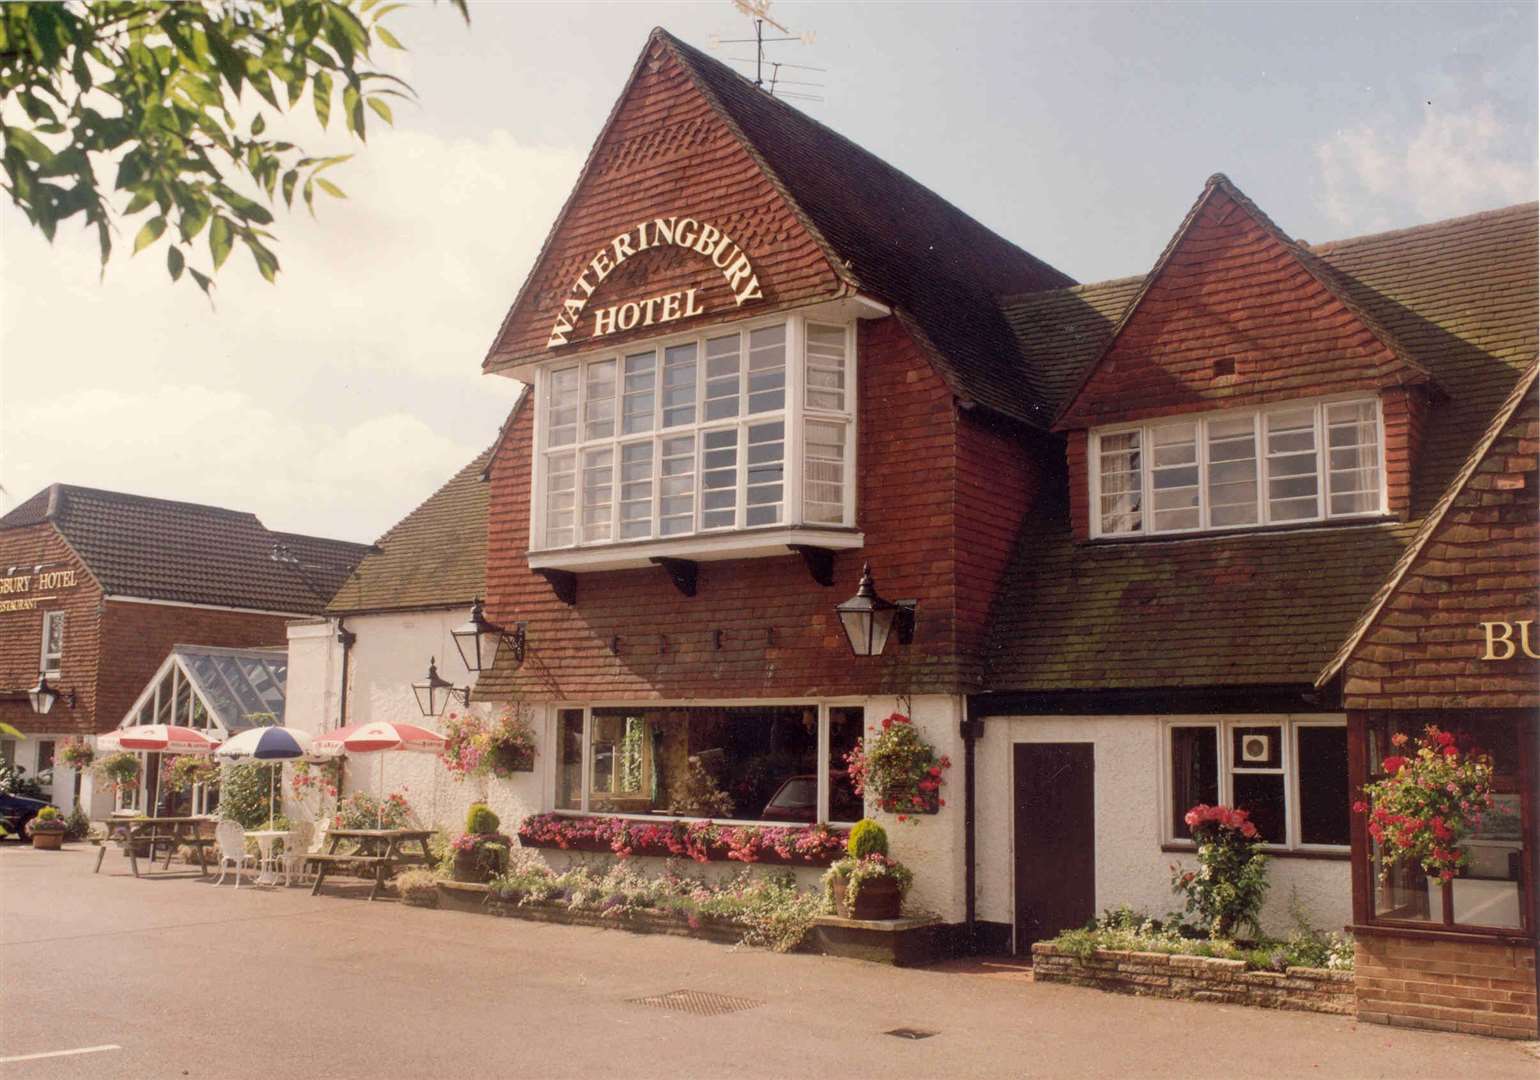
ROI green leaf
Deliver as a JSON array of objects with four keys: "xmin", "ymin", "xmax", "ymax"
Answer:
[
  {"xmin": 167, "ymin": 245, "xmax": 185, "ymax": 282},
  {"xmin": 366, "ymin": 96, "xmax": 392, "ymax": 124},
  {"xmin": 312, "ymin": 70, "xmax": 333, "ymax": 128},
  {"xmin": 189, "ymin": 266, "xmax": 214, "ymax": 296},
  {"xmin": 280, "ymin": 168, "xmax": 298, "ymax": 206},
  {"xmin": 315, "ymin": 177, "xmax": 345, "ymax": 199},
  {"xmin": 251, "ymin": 114, "xmax": 266, "ymax": 136},
  {"xmin": 375, "ymin": 25, "xmax": 404, "ymax": 50},
  {"xmin": 124, "ymin": 189, "xmax": 155, "ymax": 215},
  {"xmin": 134, "ymin": 216, "xmax": 168, "ymax": 254},
  {"xmin": 209, "ymin": 216, "xmax": 233, "ymax": 270},
  {"xmin": 178, "ymin": 200, "xmax": 211, "ymax": 243}
]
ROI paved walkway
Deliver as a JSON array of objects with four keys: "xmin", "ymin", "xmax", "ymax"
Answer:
[{"xmin": 2, "ymin": 843, "xmax": 1536, "ymax": 1079}]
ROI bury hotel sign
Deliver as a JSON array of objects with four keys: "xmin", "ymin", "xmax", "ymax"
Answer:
[
  {"xmin": 547, "ymin": 216, "xmax": 763, "ymax": 347},
  {"xmin": 0, "ymin": 567, "xmax": 79, "ymax": 612}
]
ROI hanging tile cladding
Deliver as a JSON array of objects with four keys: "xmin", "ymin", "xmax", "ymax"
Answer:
[
  {"xmin": 485, "ymin": 40, "xmax": 843, "ymax": 365},
  {"xmin": 0, "ymin": 524, "xmax": 100, "ymax": 737},
  {"xmin": 477, "ymin": 316, "xmax": 1038, "ymax": 702},
  {"xmin": 1342, "ymin": 386, "xmax": 1538, "ymax": 710},
  {"xmin": 94, "ymin": 600, "xmax": 290, "ymax": 734},
  {"xmin": 1053, "ymin": 185, "xmax": 1423, "ymax": 431}
]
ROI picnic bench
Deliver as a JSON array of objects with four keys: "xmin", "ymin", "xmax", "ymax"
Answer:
[
  {"xmin": 94, "ymin": 816, "xmax": 217, "ymax": 877},
  {"xmin": 308, "ymin": 828, "xmax": 434, "ymax": 901}
]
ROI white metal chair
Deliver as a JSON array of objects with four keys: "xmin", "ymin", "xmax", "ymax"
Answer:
[
  {"xmin": 280, "ymin": 820, "xmax": 316, "ymax": 886},
  {"xmin": 212, "ymin": 819, "xmax": 256, "ymax": 888}
]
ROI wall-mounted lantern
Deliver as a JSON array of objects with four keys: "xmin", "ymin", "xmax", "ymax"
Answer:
[
  {"xmin": 412, "ymin": 657, "xmax": 470, "ymax": 718},
  {"xmin": 450, "ymin": 598, "xmax": 526, "ymax": 673},
  {"xmin": 835, "ymin": 563, "xmax": 917, "ymax": 657},
  {"xmin": 28, "ymin": 672, "xmax": 74, "ymax": 716}
]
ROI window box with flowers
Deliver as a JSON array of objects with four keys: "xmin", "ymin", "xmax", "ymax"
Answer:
[
  {"xmin": 844, "ymin": 713, "xmax": 950, "ymax": 821},
  {"xmin": 517, "ymin": 812, "xmax": 849, "ymax": 867}
]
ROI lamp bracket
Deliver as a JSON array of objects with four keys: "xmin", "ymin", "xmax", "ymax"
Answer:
[
  {"xmin": 894, "ymin": 599, "xmax": 918, "ymax": 646},
  {"xmin": 508, "ymin": 622, "xmax": 528, "ymax": 667},
  {"xmin": 649, "ymin": 557, "xmax": 698, "ymax": 597},
  {"xmin": 536, "ymin": 568, "xmax": 578, "ymax": 606},
  {"xmin": 787, "ymin": 544, "xmax": 836, "ymax": 587}
]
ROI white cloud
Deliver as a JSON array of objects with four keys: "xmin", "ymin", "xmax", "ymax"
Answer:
[{"xmin": 1317, "ymin": 104, "xmax": 1536, "ymax": 232}]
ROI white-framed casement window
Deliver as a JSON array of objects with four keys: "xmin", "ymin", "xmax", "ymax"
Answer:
[
  {"xmin": 1091, "ymin": 396, "xmax": 1386, "ymax": 538},
  {"xmin": 1163, "ymin": 716, "xmax": 1350, "ymax": 852},
  {"xmin": 552, "ymin": 702, "xmax": 866, "ymax": 826},
  {"xmin": 532, "ymin": 315, "xmax": 857, "ymax": 552},
  {"xmin": 39, "ymin": 610, "xmax": 64, "ymax": 674}
]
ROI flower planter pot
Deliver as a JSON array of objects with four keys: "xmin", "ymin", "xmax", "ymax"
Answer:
[
  {"xmin": 830, "ymin": 874, "xmax": 902, "ymax": 920},
  {"xmin": 32, "ymin": 830, "xmax": 64, "ymax": 851},
  {"xmin": 452, "ymin": 844, "xmax": 506, "ymax": 884},
  {"xmin": 491, "ymin": 745, "xmax": 535, "ymax": 774}
]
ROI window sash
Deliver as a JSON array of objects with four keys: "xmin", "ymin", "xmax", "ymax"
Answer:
[
  {"xmin": 40, "ymin": 610, "xmax": 64, "ymax": 673},
  {"xmin": 1092, "ymin": 397, "xmax": 1384, "ymax": 538}
]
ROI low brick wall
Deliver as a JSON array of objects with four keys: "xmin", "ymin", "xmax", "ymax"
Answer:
[
  {"xmin": 1031, "ymin": 943, "xmax": 1355, "ymax": 1016},
  {"xmin": 1354, "ymin": 933, "xmax": 1538, "ymax": 1040}
]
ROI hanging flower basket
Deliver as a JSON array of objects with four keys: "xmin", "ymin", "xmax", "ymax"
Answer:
[
  {"xmin": 440, "ymin": 708, "xmax": 537, "ymax": 780},
  {"xmin": 58, "ymin": 737, "xmax": 95, "ymax": 770},
  {"xmin": 843, "ymin": 714, "xmax": 950, "ymax": 821},
  {"xmin": 93, "ymin": 751, "xmax": 141, "ymax": 792}
]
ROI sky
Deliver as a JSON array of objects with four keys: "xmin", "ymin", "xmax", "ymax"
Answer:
[{"xmin": 1, "ymin": 1, "xmax": 1535, "ymax": 543}]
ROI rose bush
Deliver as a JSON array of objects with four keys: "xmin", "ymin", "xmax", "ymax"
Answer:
[{"xmin": 1170, "ymin": 804, "xmax": 1269, "ymax": 939}]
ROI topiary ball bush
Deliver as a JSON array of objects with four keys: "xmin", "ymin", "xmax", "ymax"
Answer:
[
  {"xmin": 847, "ymin": 818, "xmax": 888, "ymax": 859},
  {"xmin": 35, "ymin": 806, "xmax": 59, "ymax": 821},
  {"xmin": 466, "ymin": 802, "xmax": 500, "ymax": 835}
]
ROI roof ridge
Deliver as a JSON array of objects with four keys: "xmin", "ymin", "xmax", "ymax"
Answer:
[
  {"xmin": 29, "ymin": 483, "xmax": 262, "ymax": 521},
  {"xmin": 1306, "ymin": 200, "xmax": 1540, "ymax": 254},
  {"xmin": 1315, "ymin": 360, "xmax": 1539, "ymax": 688},
  {"xmin": 998, "ymin": 274, "xmax": 1146, "ymax": 306}
]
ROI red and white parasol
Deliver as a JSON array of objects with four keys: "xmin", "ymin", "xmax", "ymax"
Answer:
[
  {"xmin": 97, "ymin": 725, "xmax": 221, "ymax": 754},
  {"xmin": 312, "ymin": 721, "xmax": 446, "ymax": 827}
]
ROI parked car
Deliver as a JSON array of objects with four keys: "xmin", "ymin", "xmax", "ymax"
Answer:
[
  {"xmin": 760, "ymin": 772, "xmax": 863, "ymax": 823},
  {"xmin": 0, "ymin": 791, "xmax": 52, "ymax": 840}
]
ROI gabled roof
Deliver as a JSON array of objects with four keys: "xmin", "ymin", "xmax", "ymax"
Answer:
[
  {"xmin": 0, "ymin": 485, "xmax": 369, "ymax": 614},
  {"xmin": 1316, "ymin": 361, "xmax": 1540, "ymax": 688},
  {"xmin": 327, "ymin": 441, "xmax": 496, "ymax": 615},
  {"xmin": 986, "ymin": 201, "xmax": 1538, "ymax": 693},
  {"xmin": 484, "ymin": 28, "xmax": 1074, "ymax": 425},
  {"xmin": 1051, "ymin": 173, "xmax": 1435, "ymax": 431},
  {"xmin": 119, "ymin": 644, "xmax": 288, "ymax": 732}
]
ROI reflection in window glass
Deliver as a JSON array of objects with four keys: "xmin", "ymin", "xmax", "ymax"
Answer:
[
  {"xmin": 704, "ymin": 334, "xmax": 741, "ymax": 421},
  {"xmin": 1169, "ymin": 726, "xmax": 1217, "ymax": 839},
  {"xmin": 618, "ymin": 442, "xmax": 653, "ymax": 540},
  {"xmin": 556, "ymin": 709, "xmax": 584, "ymax": 811},
  {"xmin": 1099, "ymin": 431, "xmax": 1142, "ymax": 534},
  {"xmin": 829, "ymin": 707, "xmax": 865, "ymax": 823},
  {"xmin": 1326, "ymin": 401, "xmax": 1380, "ymax": 515},
  {"xmin": 621, "ymin": 351, "xmax": 656, "ymax": 434},
  {"xmin": 662, "ymin": 343, "xmax": 698, "ymax": 428},
  {"xmin": 700, "ymin": 429, "xmax": 737, "ymax": 529},
  {"xmin": 1206, "ymin": 416, "xmax": 1258, "ymax": 527},
  {"xmin": 1266, "ymin": 407, "xmax": 1319, "ymax": 521},
  {"xmin": 583, "ymin": 359, "xmax": 616, "ymax": 440},
  {"xmin": 803, "ymin": 420, "xmax": 846, "ymax": 524},
  {"xmin": 804, "ymin": 323, "xmax": 846, "ymax": 412},
  {"xmin": 580, "ymin": 448, "xmax": 613, "ymax": 543},
  {"xmin": 547, "ymin": 366, "xmax": 579, "ymax": 447},
  {"xmin": 745, "ymin": 421, "xmax": 784, "ymax": 527},
  {"xmin": 544, "ymin": 452, "xmax": 576, "ymax": 547},
  {"xmin": 1297, "ymin": 726, "xmax": 1350, "ymax": 846},
  {"xmin": 659, "ymin": 435, "xmax": 696, "ymax": 536},
  {"xmin": 746, "ymin": 324, "xmax": 786, "ymax": 414}
]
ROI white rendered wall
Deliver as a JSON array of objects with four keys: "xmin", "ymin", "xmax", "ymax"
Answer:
[{"xmin": 975, "ymin": 714, "xmax": 1350, "ymax": 945}]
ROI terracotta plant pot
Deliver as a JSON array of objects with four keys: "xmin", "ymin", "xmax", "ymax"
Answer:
[
  {"xmin": 31, "ymin": 829, "xmax": 64, "ymax": 851},
  {"xmin": 831, "ymin": 874, "xmax": 902, "ymax": 920},
  {"xmin": 451, "ymin": 843, "xmax": 507, "ymax": 884}
]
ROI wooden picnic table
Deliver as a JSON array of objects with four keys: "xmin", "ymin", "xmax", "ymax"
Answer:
[
  {"xmin": 308, "ymin": 828, "xmax": 434, "ymax": 901},
  {"xmin": 95, "ymin": 816, "xmax": 216, "ymax": 877}
]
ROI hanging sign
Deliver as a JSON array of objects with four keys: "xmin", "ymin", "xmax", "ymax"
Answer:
[
  {"xmin": 547, "ymin": 216, "xmax": 763, "ymax": 348},
  {"xmin": 0, "ymin": 568, "xmax": 79, "ymax": 613},
  {"xmin": 1479, "ymin": 619, "xmax": 1540, "ymax": 660}
]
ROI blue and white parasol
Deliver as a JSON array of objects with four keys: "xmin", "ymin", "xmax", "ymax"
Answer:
[{"xmin": 215, "ymin": 726, "xmax": 317, "ymax": 761}]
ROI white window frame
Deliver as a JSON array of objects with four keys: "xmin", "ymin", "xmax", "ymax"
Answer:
[
  {"xmin": 529, "ymin": 313, "xmax": 858, "ymax": 554},
  {"xmin": 548, "ymin": 699, "xmax": 867, "ymax": 828},
  {"xmin": 1159, "ymin": 715, "xmax": 1349, "ymax": 853},
  {"xmin": 1089, "ymin": 395, "xmax": 1387, "ymax": 539},
  {"xmin": 39, "ymin": 609, "xmax": 64, "ymax": 674}
]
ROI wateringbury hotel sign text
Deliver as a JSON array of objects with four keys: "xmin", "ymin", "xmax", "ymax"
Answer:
[{"xmin": 0, "ymin": 568, "xmax": 79, "ymax": 613}]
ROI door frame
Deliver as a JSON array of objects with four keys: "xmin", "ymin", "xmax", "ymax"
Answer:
[{"xmin": 1010, "ymin": 739, "xmax": 1097, "ymax": 955}]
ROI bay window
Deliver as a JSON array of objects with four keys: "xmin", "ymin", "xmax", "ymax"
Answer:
[
  {"xmin": 1164, "ymin": 717, "xmax": 1349, "ymax": 851},
  {"xmin": 533, "ymin": 317, "xmax": 856, "ymax": 553},
  {"xmin": 1092, "ymin": 397, "xmax": 1385, "ymax": 537},
  {"xmin": 555, "ymin": 703, "xmax": 864, "ymax": 825}
]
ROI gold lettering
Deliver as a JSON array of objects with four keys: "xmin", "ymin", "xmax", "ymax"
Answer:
[
  {"xmin": 674, "ymin": 218, "xmax": 699, "ymax": 249},
  {"xmin": 693, "ymin": 223, "xmax": 720, "ymax": 257},
  {"xmin": 683, "ymin": 287, "xmax": 704, "ymax": 317},
  {"xmin": 1518, "ymin": 620, "xmax": 1540, "ymax": 660},
  {"xmin": 592, "ymin": 305, "xmax": 617, "ymax": 337},
  {"xmin": 711, "ymin": 237, "xmax": 738, "ymax": 268},
  {"xmin": 589, "ymin": 250, "xmax": 614, "ymax": 282},
  {"xmin": 616, "ymin": 301, "xmax": 641, "ymax": 332},
  {"xmin": 660, "ymin": 291, "xmax": 682, "ymax": 322},
  {"xmin": 573, "ymin": 270, "xmax": 596, "ymax": 298},
  {"xmin": 611, "ymin": 232, "xmax": 636, "ymax": 265},
  {"xmin": 652, "ymin": 217, "xmax": 677, "ymax": 246},
  {"xmin": 1482, "ymin": 621, "xmax": 1517, "ymax": 661},
  {"xmin": 734, "ymin": 274, "xmax": 763, "ymax": 306},
  {"xmin": 640, "ymin": 295, "xmax": 663, "ymax": 327},
  {"xmin": 724, "ymin": 253, "xmax": 754, "ymax": 294}
]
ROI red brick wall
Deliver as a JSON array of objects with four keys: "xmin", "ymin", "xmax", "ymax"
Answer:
[
  {"xmin": 1382, "ymin": 385, "xmax": 1432, "ymax": 520},
  {"xmin": 1355, "ymin": 934, "xmax": 1538, "ymax": 1038},
  {"xmin": 1344, "ymin": 391, "xmax": 1538, "ymax": 710},
  {"xmin": 482, "ymin": 315, "xmax": 998, "ymax": 701},
  {"xmin": 0, "ymin": 524, "xmax": 101, "ymax": 736},
  {"xmin": 1066, "ymin": 430, "xmax": 1089, "ymax": 543},
  {"xmin": 486, "ymin": 38, "xmax": 843, "ymax": 367}
]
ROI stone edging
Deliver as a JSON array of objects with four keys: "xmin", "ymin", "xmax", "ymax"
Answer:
[{"xmin": 1031, "ymin": 943, "xmax": 1355, "ymax": 1016}]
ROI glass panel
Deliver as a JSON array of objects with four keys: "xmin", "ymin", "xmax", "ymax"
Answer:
[
  {"xmin": 1297, "ymin": 726, "xmax": 1350, "ymax": 846},
  {"xmin": 1373, "ymin": 849, "xmax": 1437, "ymax": 922},
  {"xmin": 556, "ymin": 709, "xmax": 584, "ymax": 811},
  {"xmin": 703, "ymin": 333, "xmax": 741, "ymax": 421},
  {"xmin": 1453, "ymin": 793, "xmax": 1524, "ymax": 928},
  {"xmin": 618, "ymin": 442, "xmax": 654, "ymax": 540},
  {"xmin": 700, "ymin": 428, "xmax": 738, "ymax": 529},
  {"xmin": 659, "ymin": 435, "xmax": 696, "ymax": 536},
  {"xmin": 546, "ymin": 366, "xmax": 579, "ymax": 447},
  {"xmin": 662, "ymin": 343, "xmax": 698, "ymax": 428},
  {"xmin": 41, "ymin": 611, "xmax": 63, "ymax": 672},
  {"xmin": 583, "ymin": 359, "xmax": 616, "ymax": 440},
  {"xmin": 746, "ymin": 324, "xmax": 786, "ymax": 414},
  {"xmin": 803, "ymin": 419, "xmax": 846, "ymax": 524},
  {"xmin": 1325, "ymin": 400, "xmax": 1380, "ymax": 516},
  {"xmin": 621, "ymin": 351, "xmax": 656, "ymax": 435},
  {"xmin": 745, "ymin": 420, "xmax": 784, "ymax": 527},
  {"xmin": 544, "ymin": 451, "xmax": 576, "ymax": 547},
  {"xmin": 1098, "ymin": 431, "xmax": 1142, "ymax": 534},
  {"xmin": 1151, "ymin": 422, "xmax": 1199, "ymax": 531},
  {"xmin": 1170, "ymin": 726, "xmax": 1218, "ymax": 839},
  {"xmin": 174, "ymin": 672, "xmax": 194, "ymax": 726},
  {"xmin": 1233, "ymin": 773, "xmax": 1286, "ymax": 846},
  {"xmin": 829, "ymin": 707, "xmax": 865, "ymax": 823},
  {"xmin": 805, "ymin": 323, "xmax": 847, "ymax": 412},
  {"xmin": 580, "ymin": 448, "xmax": 614, "ymax": 543},
  {"xmin": 1265, "ymin": 407, "xmax": 1319, "ymax": 521},
  {"xmin": 154, "ymin": 670, "xmax": 175, "ymax": 725},
  {"xmin": 1206, "ymin": 415, "xmax": 1259, "ymax": 527}
]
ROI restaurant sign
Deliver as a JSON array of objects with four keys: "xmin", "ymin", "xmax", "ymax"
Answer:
[
  {"xmin": 0, "ymin": 568, "xmax": 79, "ymax": 613},
  {"xmin": 1479, "ymin": 619, "xmax": 1540, "ymax": 660},
  {"xmin": 547, "ymin": 216, "xmax": 762, "ymax": 347}
]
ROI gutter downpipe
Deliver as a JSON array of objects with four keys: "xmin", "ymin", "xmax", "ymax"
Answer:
[
  {"xmin": 961, "ymin": 695, "xmax": 985, "ymax": 954},
  {"xmin": 335, "ymin": 618, "xmax": 356, "ymax": 730}
]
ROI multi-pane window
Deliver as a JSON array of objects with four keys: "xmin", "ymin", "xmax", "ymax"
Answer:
[
  {"xmin": 1165, "ymin": 718, "xmax": 1349, "ymax": 850},
  {"xmin": 536, "ymin": 318, "xmax": 854, "ymax": 548},
  {"xmin": 1093, "ymin": 397, "xmax": 1383, "ymax": 537},
  {"xmin": 40, "ymin": 610, "xmax": 64, "ymax": 674}
]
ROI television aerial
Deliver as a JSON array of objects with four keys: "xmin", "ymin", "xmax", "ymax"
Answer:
[{"xmin": 708, "ymin": 0, "xmax": 825, "ymax": 103}]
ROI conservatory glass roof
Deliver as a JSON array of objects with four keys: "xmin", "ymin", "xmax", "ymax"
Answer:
[{"xmin": 121, "ymin": 645, "xmax": 288, "ymax": 733}]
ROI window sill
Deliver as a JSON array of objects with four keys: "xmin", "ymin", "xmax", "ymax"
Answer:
[
  {"xmin": 1349, "ymin": 921, "xmax": 1536, "ymax": 947},
  {"xmin": 1161, "ymin": 842, "xmax": 1350, "ymax": 862},
  {"xmin": 1087, "ymin": 516, "xmax": 1400, "ymax": 547},
  {"xmin": 528, "ymin": 525, "xmax": 864, "ymax": 573}
]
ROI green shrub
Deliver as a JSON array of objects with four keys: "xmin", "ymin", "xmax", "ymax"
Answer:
[
  {"xmin": 63, "ymin": 806, "xmax": 91, "ymax": 841},
  {"xmin": 220, "ymin": 762, "xmax": 281, "ymax": 828},
  {"xmin": 394, "ymin": 869, "xmax": 441, "ymax": 907},
  {"xmin": 846, "ymin": 818, "xmax": 888, "ymax": 858},
  {"xmin": 465, "ymin": 802, "xmax": 500, "ymax": 835},
  {"xmin": 35, "ymin": 806, "xmax": 59, "ymax": 821}
]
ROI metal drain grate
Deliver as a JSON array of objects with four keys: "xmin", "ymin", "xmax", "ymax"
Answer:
[
  {"xmin": 885, "ymin": 1028, "xmax": 938, "ymax": 1040},
  {"xmin": 628, "ymin": 989, "xmax": 764, "ymax": 1017}
]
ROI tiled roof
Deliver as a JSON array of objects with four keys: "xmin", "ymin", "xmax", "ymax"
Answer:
[
  {"xmin": 0, "ymin": 485, "xmax": 370, "ymax": 614},
  {"xmin": 326, "ymin": 444, "xmax": 494, "ymax": 615},
  {"xmin": 1000, "ymin": 277, "xmax": 1143, "ymax": 412},
  {"xmin": 986, "ymin": 201, "xmax": 1538, "ymax": 692}
]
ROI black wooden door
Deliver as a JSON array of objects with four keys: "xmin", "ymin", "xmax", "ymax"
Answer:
[{"xmin": 1014, "ymin": 742, "xmax": 1096, "ymax": 952}]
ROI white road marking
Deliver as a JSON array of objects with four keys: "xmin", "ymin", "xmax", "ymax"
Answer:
[{"xmin": 0, "ymin": 1045, "xmax": 122, "ymax": 1064}]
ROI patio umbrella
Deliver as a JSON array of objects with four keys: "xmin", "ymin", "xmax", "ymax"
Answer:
[
  {"xmin": 215, "ymin": 727, "xmax": 322, "ymax": 825},
  {"xmin": 96, "ymin": 725, "xmax": 221, "ymax": 753},
  {"xmin": 312, "ymin": 722, "xmax": 445, "ymax": 827}
]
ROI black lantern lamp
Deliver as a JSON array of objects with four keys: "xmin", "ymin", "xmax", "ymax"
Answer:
[
  {"xmin": 835, "ymin": 563, "xmax": 917, "ymax": 657},
  {"xmin": 28, "ymin": 673, "xmax": 74, "ymax": 715},
  {"xmin": 450, "ymin": 598, "xmax": 526, "ymax": 673},
  {"xmin": 412, "ymin": 657, "xmax": 470, "ymax": 718}
]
